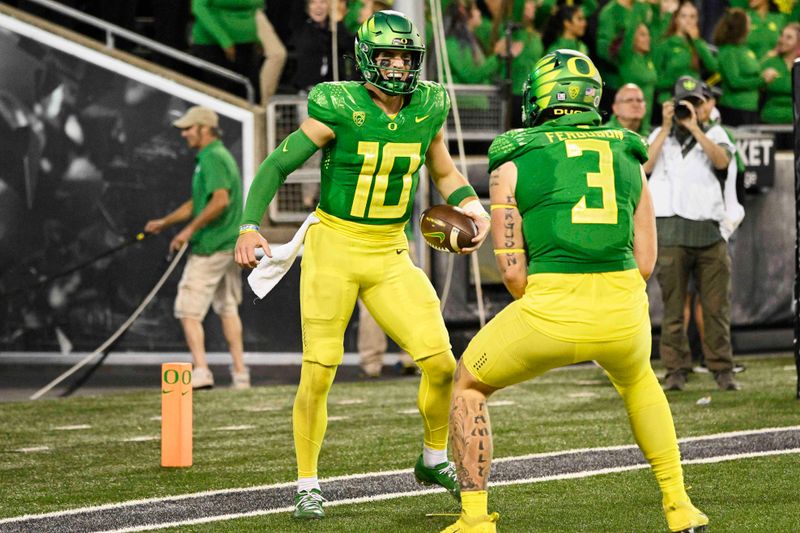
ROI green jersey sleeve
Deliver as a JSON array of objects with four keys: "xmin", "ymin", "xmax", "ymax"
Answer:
[
  {"xmin": 415, "ymin": 81, "xmax": 451, "ymax": 133},
  {"xmin": 623, "ymin": 129, "xmax": 649, "ymax": 165},
  {"xmin": 308, "ymin": 83, "xmax": 341, "ymax": 127},
  {"xmin": 488, "ymin": 129, "xmax": 544, "ymax": 171}
]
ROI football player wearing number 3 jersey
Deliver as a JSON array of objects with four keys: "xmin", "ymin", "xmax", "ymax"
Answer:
[
  {"xmin": 235, "ymin": 10, "xmax": 490, "ymax": 519},
  {"xmin": 442, "ymin": 50, "xmax": 708, "ymax": 533}
]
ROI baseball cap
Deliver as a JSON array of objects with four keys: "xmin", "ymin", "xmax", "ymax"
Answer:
[
  {"xmin": 673, "ymin": 76, "xmax": 706, "ymax": 102},
  {"xmin": 172, "ymin": 106, "xmax": 219, "ymax": 128}
]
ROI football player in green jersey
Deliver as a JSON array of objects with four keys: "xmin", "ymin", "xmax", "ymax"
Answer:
[
  {"xmin": 235, "ymin": 10, "xmax": 490, "ymax": 519},
  {"xmin": 442, "ymin": 50, "xmax": 708, "ymax": 533}
]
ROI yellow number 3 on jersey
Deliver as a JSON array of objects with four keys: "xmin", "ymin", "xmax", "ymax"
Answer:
[{"xmin": 566, "ymin": 139, "xmax": 618, "ymax": 225}]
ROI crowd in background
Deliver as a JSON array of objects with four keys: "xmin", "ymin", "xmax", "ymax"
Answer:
[{"xmin": 8, "ymin": 0, "xmax": 800, "ymax": 129}]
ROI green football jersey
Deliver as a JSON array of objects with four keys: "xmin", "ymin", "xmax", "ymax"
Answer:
[
  {"xmin": 488, "ymin": 111, "xmax": 648, "ymax": 275},
  {"xmin": 308, "ymin": 81, "xmax": 450, "ymax": 225}
]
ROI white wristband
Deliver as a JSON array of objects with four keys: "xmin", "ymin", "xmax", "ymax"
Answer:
[{"xmin": 461, "ymin": 199, "xmax": 490, "ymax": 221}]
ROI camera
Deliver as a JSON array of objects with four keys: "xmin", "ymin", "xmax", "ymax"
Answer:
[{"xmin": 674, "ymin": 100, "xmax": 693, "ymax": 120}]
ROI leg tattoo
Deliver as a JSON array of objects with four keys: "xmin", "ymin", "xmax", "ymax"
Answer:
[{"xmin": 450, "ymin": 392, "xmax": 493, "ymax": 491}]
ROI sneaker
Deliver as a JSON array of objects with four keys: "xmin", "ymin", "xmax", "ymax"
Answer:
[
  {"xmin": 663, "ymin": 499, "xmax": 709, "ymax": 532},
  {"xmin": 293, "ymin": 489, "xmax": 325, "ymax": 519},
  {"xmin": 192, "ymin": 367, "xmax": 214, "ymax": 390},
  {"xmin": 440, "ymin": 511, "xmax": 499, "ymax": 533},
  {"xmin": 663, "ymin": 371, "xmax": 687, "ymax": 391},
  {"xmin": 231, "ymin": 366, "xmax": 251, "ymax": 390},
  {"xmin": 715, "ymin": 371, "xmax": 741, "ymax": 391},
  {"xmin": 413, "ymin": 454, "xmax": 460, "ymax": 501}
]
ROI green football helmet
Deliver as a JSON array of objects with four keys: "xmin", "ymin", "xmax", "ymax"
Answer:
[
  {"xmin": 522, "ymin": 49, "xmax": 603, "ymax": 127},
  {"xmin": 355, "ymin": 10, "xmax": 425, "ymax": 95}
]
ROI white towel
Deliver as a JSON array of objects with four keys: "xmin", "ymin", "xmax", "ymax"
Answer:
[{"xmin": 247, "ymin": 213, "xmax": 319, "ymax": 299}]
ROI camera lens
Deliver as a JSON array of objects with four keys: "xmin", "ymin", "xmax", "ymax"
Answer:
[{"xmin": 674, "ymin": 101, "xmax": 691, "ymax": 120}]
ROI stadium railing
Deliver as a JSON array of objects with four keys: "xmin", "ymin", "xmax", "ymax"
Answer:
[{"xmin": 265, "ymin": 84, "xmax": 506, "ymax": 222}]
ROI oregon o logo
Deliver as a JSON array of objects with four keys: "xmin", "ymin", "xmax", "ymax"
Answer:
[
  {"xmin": 181, "ymin": 370, "xmax": 191, "ymax": 384},
  {"xmin": 163, "ymin": 369, "xmax": 179, "ymax": 384},
  {"xmin": 566, "ymin": 57, "xmax": 597, "ymax": 78},
  {"xmin": 388, "ymin": 122, "xmax": 398, "ymax": 131}
]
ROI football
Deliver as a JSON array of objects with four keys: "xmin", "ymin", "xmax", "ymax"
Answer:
[{"xmin": 420, "ymin": 204, "xmax": 478, "ymax": 253}]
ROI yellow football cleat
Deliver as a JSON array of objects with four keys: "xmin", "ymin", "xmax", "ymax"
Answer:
[
  {"xmin": 440, "ymin": 511, "xmax": 499, "ymax": 533},
  {"xmin": 663, "ymin": 499, "xmax": 709, "ymax": 532}
]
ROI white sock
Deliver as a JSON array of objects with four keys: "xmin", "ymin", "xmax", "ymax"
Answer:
[
  {"xmin": 297, "ymin": 477, "xmax": 320, "ymax": 493},
  {"xmin": 423, "ymin": 446, "xmax": 448, "ymax": 468}
]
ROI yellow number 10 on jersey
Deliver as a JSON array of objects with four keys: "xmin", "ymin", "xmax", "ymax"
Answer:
[
  {"xmin": 566, "ymin": 139, "xmax": 618, "ymax": 225},
  {"xmin": 352, "ymin": 141, "xmax": 422, "ymax": 219}
]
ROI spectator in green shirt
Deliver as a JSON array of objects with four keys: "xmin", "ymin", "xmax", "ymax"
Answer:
[
  {"xmin": 760, "ymin": 22, "xmax": 800, "ymax": 123},
  {"xmin": 747, "ymin": 0, "xmax": 788, "ymax": 60},
  {"xmin": 444, "ymin": 0, "xmax": 506, "ymax": 85},
  {"xmin": 618, "ymin": 23, "xmax": 657, "ymax": 131},
  {"xmin": 647, "ymin": 0, "xmax": 679, "ymax": 41},
  {"xmin": 510, "ymin": 0, "xmax": 544, "ymax": 127},
  {"xmin": 596, "ymin": 0, "xmax": 652, "ymax": 94},
  {"xmin": 543, "ymin": 4, "xmax": 589, "ymax": 55},
  {"xmin": 190, "ymin": 0, "xmax": 264, "ymax": 101},
  {"xmin": 714, "ymin": 7, "xmax": 771, "ymax": 125},
  {"xmin": 144, "ymin": 107, "xmax": 248, "ymax": 391},
  {"xmin": 652, "ymin": 1, "xmax": 718, "ymax": 107}
]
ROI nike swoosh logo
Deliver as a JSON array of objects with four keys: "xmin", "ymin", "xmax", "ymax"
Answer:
[
  {"xmin": 182, "ymin": 390, "xmax": 189, "ymax": 396},
  {"xmin": 282, "ymin": 141, "xmax": 289, "ymax": 152},
  {"xmin": 423, "ymin": 231, "xmax": 445, "ymax": 244},
  {"xmin": 162, "ymin": 389, "xmax": 172, "ymax": 394},
  {"xmin": 415, "ymin": 115, "xmax": 430, "ymax": 123},
  {"xmin": 396, "ymin": 249, "xmax": 405, "ymax": 254}
]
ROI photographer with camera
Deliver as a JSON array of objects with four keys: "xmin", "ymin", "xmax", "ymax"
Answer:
[{"xmin": 643, "ymin": 76, "xmax": 743, "ymax": 392}]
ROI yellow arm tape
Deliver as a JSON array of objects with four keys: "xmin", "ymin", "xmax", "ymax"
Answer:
[
  {"xmin": 493, "ymin": 249, "xmax": 525, "ymax": 255},
  {"xmin": 490, "ymin": 204, "xmax": 518, "ymax": 210}
]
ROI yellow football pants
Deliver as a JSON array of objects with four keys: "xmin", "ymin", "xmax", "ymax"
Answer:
[{"xmin": 293, "ymin": 213, "xmax": 455, "ymax": 478}]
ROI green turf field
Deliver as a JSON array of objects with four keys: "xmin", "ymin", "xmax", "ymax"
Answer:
[{"xmin": 1, "ymin": 354, "xmax": 798, "ymax": 532}]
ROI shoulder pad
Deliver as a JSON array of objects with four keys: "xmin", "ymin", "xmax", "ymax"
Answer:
[
  {"xmin": 488, "ymin": 129, "xmax": 547, "ymax": 171},
  {"xmin": 308, "ymin": 82, "xmax": 364, "ymax": 126},
  {"xmin": 622, "ymin": 128, "xmax": 649, "ymax": 164}
]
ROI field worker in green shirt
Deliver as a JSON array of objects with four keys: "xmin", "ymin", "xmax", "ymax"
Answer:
[
  {"xmin": 713, "ymin": 7, "xmax": 774, "ymax": 125},
  {"xmin": 190, "ymin": 0, "xmax": 264, "ymax": 100},
  {"xmin": 596, "ymin": 0, "xmax": 652, "ymax": 99},
  {"xmin": 543, "ymin": 3, "xmax": 590, "ymax": 55},
  {"xmin": 606, "ymin": 83, "xmax": 651, "ymax": 136},
  {"xmin": 618, "ymin": 23, "xmax": 657, "ymax": 131},
  {"xmin": 652, "ymin": 0, "xmax": 718, "ymax": 107},
  {"xmin": 235, "ymin": 11, "xmax": 490, "ymax": 519},
  {"xmin": 760, "ymin": 22, "xmax": 800, "ymax": 123},
  {"xmin": 144, "ymin": 107, "xmax": 249, "ymax": 391},
  {"xmin": 746, "ymin": 0, "xmax": 788, "ymax": 60}
]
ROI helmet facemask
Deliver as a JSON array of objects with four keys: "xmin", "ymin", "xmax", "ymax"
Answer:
[{"xmin": 355, "ymin": 10, "xmax": 425, "ymax": 95}]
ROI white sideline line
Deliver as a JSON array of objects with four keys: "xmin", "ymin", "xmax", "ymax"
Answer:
[
  {"xmin": 2, "ymin": 425, "xmax": 798, "ymax": 525},
  {"xmin": 98, "ymin": 447, "xmax": 800, "ymax": 533}
]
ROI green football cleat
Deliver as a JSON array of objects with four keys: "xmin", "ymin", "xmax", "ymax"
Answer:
[
  {"xmin": 293, "ymin": 489, "xmax": 325, "ymax": 519},
  {"xmin": 413, "ymin": 454, "xmax": 460, "ymax": 501}
]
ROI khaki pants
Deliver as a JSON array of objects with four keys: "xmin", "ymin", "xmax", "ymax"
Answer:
[
  {"xmin": 255, "ymin": 10, "xmax": 286, "ymax": 105},
  {"xmin": 656, "ymin": 241, "xmax": 734, "ymax": 374},
  {"xmin": 174, "ymin": 252, "xmax": 242, "ymax": 321}
]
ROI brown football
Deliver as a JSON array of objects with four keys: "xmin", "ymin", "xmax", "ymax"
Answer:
[{"xmin": 420, "ymin": 204, "xmax": 478, "ymax": 253}]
